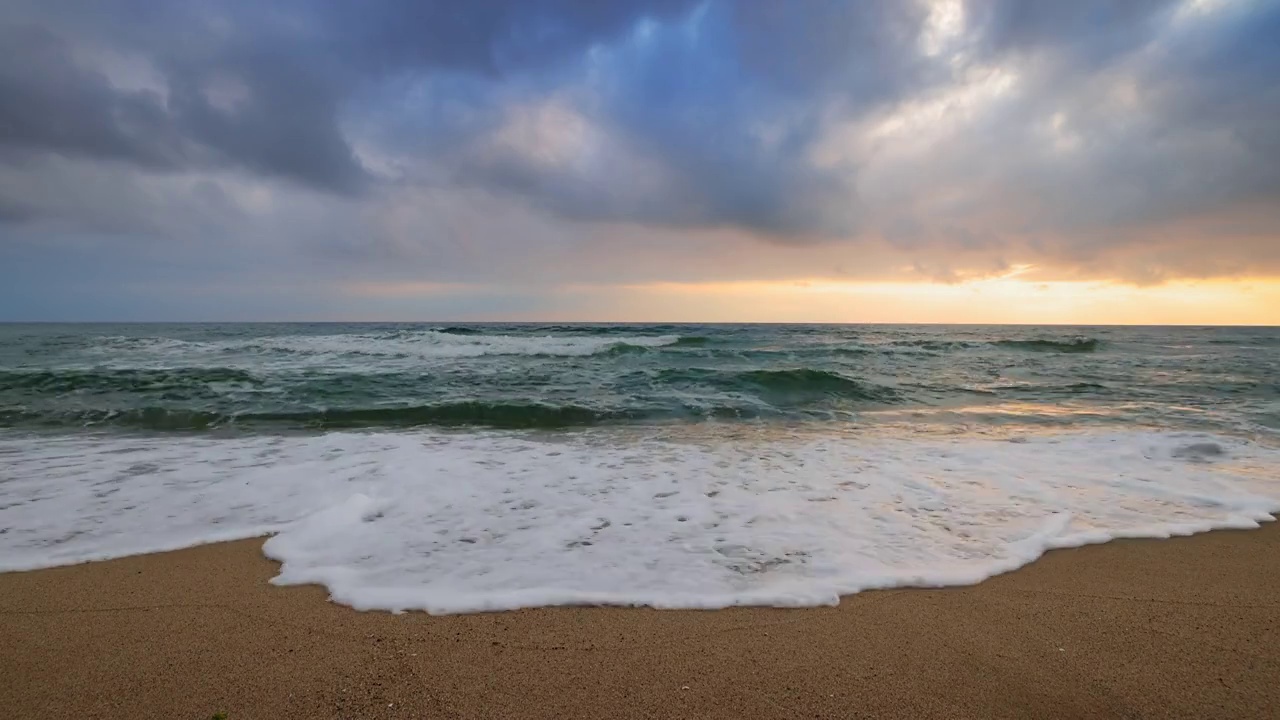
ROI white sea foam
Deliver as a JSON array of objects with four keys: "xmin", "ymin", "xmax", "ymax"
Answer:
[
  {"xmin": 80, "ymin": 332, "xmax": 681, "ymax": 370},
  {"xmin": 1, "ymin": 427, "xmax": 1276, "ymax": 613}
]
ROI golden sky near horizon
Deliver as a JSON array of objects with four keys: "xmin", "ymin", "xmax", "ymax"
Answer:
[
  {"xmin": 342, "ymin": 276, "xmax": 1280, "ymax": 325},
  {"xmin": 600, "ymin": 279, "xmax": 1280, "ymax": 325}
]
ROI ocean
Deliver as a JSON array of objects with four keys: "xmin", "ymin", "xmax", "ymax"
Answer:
[{"xmin": 2, "ymin": 323, "xmax": 1278, "ymax": 613}]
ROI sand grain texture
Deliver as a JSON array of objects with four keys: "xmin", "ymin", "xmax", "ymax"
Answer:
[{"xmin": 3, "ymin": 525, "xmax": 1280, "ymax": 719}]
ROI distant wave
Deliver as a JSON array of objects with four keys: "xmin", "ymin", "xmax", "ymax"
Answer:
[
  {"xmin": 90, "ymin": 331, "xmax": 690, "ymax": 360},
  {"xmin": 521, "ymin": 324, "xmax": 691, "ymax": 336},
  {"xmin": 998, "ymin": 381, "xmax": 1110, "ymax": 394},
  {"xmin": 0, "ymin": 368, "xmax": 262, "ymax": 393},
  {"xmin": 735, "ymin": 368, "xmax": 900, "ymax": 401},
  {"xmin": 603, "ymin": 341, "xmax": 667, "ymax": 356},
  {"xmin": 886, "ymin": 339, "xmax": 982, "ymax": 352},
  {"xmin": 993, "ymin": 338, "xmax": 1101, "ymax": 353},
  {"xmin": 671, "ymin": 335, "xmax": 711, "ymax": 346},
  {"xmin": 82, "ymin": 331, "xmax": 1103, "ymax": 361},
  {"xmin": 827, "ymin": 337, "xmax": 1100, "ymax": 356},
  {"xmin": 0, "ymin": 364, "xmax": 907, "ymax": 431},
  {"xmin": 659, "ymin": 367, "xmax": 901, "ymax": 403},
  {"xmin": 606, "ymin": 335, "xmax": 711, "ymax": 353},
  {"xmin": 1, "ymin": 402, "xmax": 631, "ymax": 431}
]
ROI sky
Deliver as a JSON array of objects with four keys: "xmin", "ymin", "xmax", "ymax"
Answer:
[{"xmin": 1, "ymin": 0, "xmax": 1278, "ymax": 323}]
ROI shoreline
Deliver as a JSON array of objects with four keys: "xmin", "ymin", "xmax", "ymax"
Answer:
[{"xmin": 4, "ymin": 526, "xmax": 1280, "ymax": 719}]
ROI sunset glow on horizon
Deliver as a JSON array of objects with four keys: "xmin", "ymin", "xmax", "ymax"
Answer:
[
  {"xmin": 2, "ymin": 0, "xmax": 1278, "ymax": 323},
  {"xmin": 337, "ymin": 276, "xmax": 1280, "ymax": 325}
]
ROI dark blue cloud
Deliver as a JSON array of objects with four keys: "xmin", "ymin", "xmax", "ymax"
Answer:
[
  {"xmin": 0, "ymin": 25, "xmax": 183, "ymax": 169},
  {"xmin": 401, "ymin": 1, "xmax": 938, "ymax": 235},
  {"xmin": 433, "ymin": 2, "xmax": 859, "ymax": 234},
  {"xmin": 968, "ymin": 0, "xmax": 1178, "ymax": 61},
  {"xmin": 359, "ymin": 0, "xmax": 1280, "ymax": 242},
  {"xmin": 1, "ymin": 0, "xmax": 1279, "ymax": 317},
  {"xmin": 0, "ymin": 0, "xmax": 697, "ymax": 198}
]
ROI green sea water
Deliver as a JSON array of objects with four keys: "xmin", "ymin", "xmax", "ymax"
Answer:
[
  {"xmin": 1, "ymin": 323, "xmax": 1277, "ymax": 436},
  {"xmin": 3, "ymin": 322, "xmax": 1279, "ymax": 612}
]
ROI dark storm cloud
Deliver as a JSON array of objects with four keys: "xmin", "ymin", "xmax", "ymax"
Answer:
[
  {"xmin": 0, "ymin": 14, "xmax": 364, "ymax": 193},
  {"xmin": 318, "ymin": 0, "xmax": 696, "ymax": 74},
  {"xmin": 423, "ymin": 0, "xmax": 943, "ymax": 235},
  {"xmin": 967, "ymin": 0, "xmax": 1177, "ymax": 59},
  {"xmin": 0, "ymin": 25, "xmax": 183, "ymax": 168},
  {"xmin": 403, "ymin": 0, "xmax": 1268, "ymax": 240},
  {"xmin": 0, "ymin": 0, "xmax": 694, "ymax": 199},
  {"xmin": 1, "ymin": 0, "xmax": 1279, "ymax": 309}
]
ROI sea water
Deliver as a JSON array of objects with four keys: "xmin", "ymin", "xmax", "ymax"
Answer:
[{"xmin": 2, "ymin": 323, "xmax": 1277, "ymax": 612}]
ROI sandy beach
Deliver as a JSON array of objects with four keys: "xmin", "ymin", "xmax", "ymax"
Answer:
[{"xmin": 1, "ymin": 525, "xmax": 1277, "ymax": 719}]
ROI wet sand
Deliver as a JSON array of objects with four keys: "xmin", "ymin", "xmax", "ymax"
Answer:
[{"xmin": 3, "ymin": 525, "xmax": 1279, "ymax": 719}]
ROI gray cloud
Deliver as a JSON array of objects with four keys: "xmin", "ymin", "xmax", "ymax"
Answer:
[
  {"xmin": 968, "ymin": 0, "xmax": 1177, "ymax": 60},
  {"xmin": 395, "ymin": 0, "xmax": 1280, "ymax": 249},
  {"xmin": 2, "ymin": 0, "xmax": 1279, "ymax": 319},
  {"xmin": 383, "ymin": 1, "xmax": 937, "ymax": 238},
  {"xmin": 0, "ymin": 25, "xmax": 184, "ymax": 169},
  {"xmin": 0, "ymin": 0, "xmax": 698, "ymax": 198}
]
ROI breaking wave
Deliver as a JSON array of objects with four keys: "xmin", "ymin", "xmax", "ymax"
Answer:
[{"xmin": 993, "ymin": 338, "xmax": 1102, "ymax": 353}]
